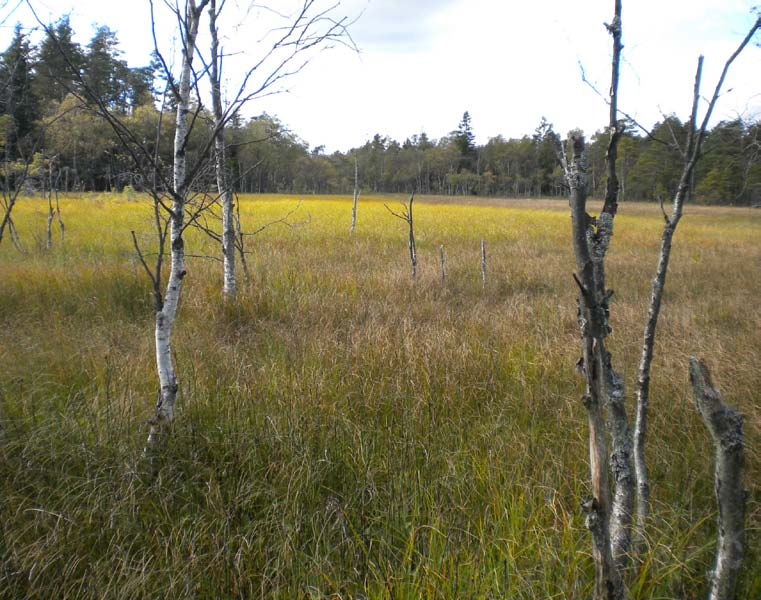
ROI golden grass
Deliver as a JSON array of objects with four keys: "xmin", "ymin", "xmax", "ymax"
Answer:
[{"xmin": 0, "ymin": 192, "xmax": 759, "ymax": 598}]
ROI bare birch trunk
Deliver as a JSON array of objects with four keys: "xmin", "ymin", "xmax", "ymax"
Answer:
[
  {"xmin": 146, "ymin": 0, "xmax": 208, "ymax": 452},
  {"xmin": 567, "ymin": 132, "xmax": 625, "ymax": 600},
  {"xmin": 209, "ymin": 0, "xmax": 236, "ymax": 299},
  {"xmin": 689, "ymin": 358, "xmax": 745, "ymax": 600},
  {"xmin": 480, "ymin": 239, "xmax": 486, "ymax": 289},
  {"xmin": 350, "ymin": 156, "xmax": 359, "ymax": 234}
]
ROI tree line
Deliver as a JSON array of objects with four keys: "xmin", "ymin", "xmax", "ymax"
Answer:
[{"xmin": 2, "ymin": 18, "xmax": 760, "ymax": 205}]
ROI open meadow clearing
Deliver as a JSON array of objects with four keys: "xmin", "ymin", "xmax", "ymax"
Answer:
[{"xmin": 0, "ymin": 193, "xmax": 759, "ymax": 598}]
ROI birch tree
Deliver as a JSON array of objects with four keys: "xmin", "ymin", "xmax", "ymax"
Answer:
[
  {"xmin": 144, "ymin": 0, "xmax": 210, "ymax": 451},
  {"xmin": 29, "ymin": 0, "xmax": 355, "ymax": 452},
  {"xmin": 208, "ymin": 0, "xmax": 236, "ymax": 299},
  {"xmin": 200, "ymin": 0, "xmax": 355, "ymax": 297}
]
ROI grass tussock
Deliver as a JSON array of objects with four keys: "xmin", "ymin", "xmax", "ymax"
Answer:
[{"xmin": 0, "ymin": 193, "xmax": 759, "ymax": 598}]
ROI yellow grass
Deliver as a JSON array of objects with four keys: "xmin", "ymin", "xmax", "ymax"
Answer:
[{"xmin": 0, "ymin": 192, "xmax": 759, "ymax": 598}]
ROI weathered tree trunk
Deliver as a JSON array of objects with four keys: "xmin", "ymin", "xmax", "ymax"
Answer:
[
  {"xmin": 567, "ymin": 132, "xmax": 625, "ymax": 600},
  {"xmin": 595, "ymin": 3, "xmax": 635, "ymax": 569},
  {"xmin": 0, "ymin": 193, "xmax": 18, "ymax": 246},
  {"xmin": 55, "ymin": 185, "xmax": 64, "ymax": 246},
  {"xmin": 146, "ymin": 0, "xmax": 208, "ymax": 452},
  {"xmin": 633, "ymin": 17, "xmax": 760, "ymax": 549},
  {"xmin": 480, "ymin": 239, "xmax": 486, "ymax": 289},
  {"xmin": 46, "ymin": 194, "xmax": 54, "ymax": 251},
  {"xmin": 209, "ymin": 0, "xmax": 236, "ymax": 299},
  {"xmin": 689, "ymin": 358, "xmax": 745, "ymax": 600},
  {"xmin": 350, "ymin": 156, "xmax": 359, "ymax": 234},
  {"xmin": 439, "ymin": 244, "xmax": 446, "ymax": 284},
  {"xmin": 408, "ymin": 193, "xmax": 417, "ymax": 280},
  {"xmin": 384, "ymin": 193, "xmax": 417, "ymax": 280}
]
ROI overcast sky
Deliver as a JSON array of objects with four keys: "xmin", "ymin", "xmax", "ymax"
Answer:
[{"xmin": 4, "ymin": 0, "xmax": 760, "ymax": 152}]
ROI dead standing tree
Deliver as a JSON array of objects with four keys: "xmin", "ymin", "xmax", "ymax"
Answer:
[
  {"xmin": 385, "ymin": 192, "xmax": 417, "ymax": 280},
  {"xmin": 31, "ymin": 0, "xmax": 355, "ymax": 454},
  {"xmin": 632, "ymin": 15, "xmax": 761, "ymax": 548},
  {"xmin": 566, "ymin": 130, "xmax": 625, "ymax": 599},
  {"xmin": 564, "ymin": 3, "xmax": 758, "ymax": 597},
  {"xmin": 689, "ymin": 358, "xmax": 745, "ymax": 600},
  {"xmin": 350, "ymin": 155, "xmax": 359, "ymax": 234},
  {"xmin": 564, "ymin": 3, "xmax": 633, "ymax": 588}
]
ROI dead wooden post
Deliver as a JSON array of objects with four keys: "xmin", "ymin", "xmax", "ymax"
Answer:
[
  {"xmin": 46, "ymin": 159, "xmax": 54, "ymax": 251},
  {"xmin": 350, "ymin": 155, "xmax": 360, "ymax": 235},
  {"xmin": 689, "ymin": 358, "xmax": 745, "ymax": 600},
  {"xmin": 480, "ymin": 239, "xmax": 487, "ymax": 289},
  {"xmin": 439, "ymin": 244, "xmax": 446, "ymax": 284}
]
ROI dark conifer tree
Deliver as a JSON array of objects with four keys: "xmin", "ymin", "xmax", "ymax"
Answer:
[
  {"xmin": 0, "ymin": 24, "xmax": 39, "ymax": 158},
  {"xmin": 34, "ymin": 17, "xmax": 85, "ymax": 104}
]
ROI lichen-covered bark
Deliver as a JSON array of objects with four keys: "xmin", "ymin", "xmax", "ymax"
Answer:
[
  {"xmin": 689, "ymin": 358, "xmax": 745, "ymax": 600},
  {"xmin": 567, "ymin": 132, "xmax": 625, "ymax": 600}
]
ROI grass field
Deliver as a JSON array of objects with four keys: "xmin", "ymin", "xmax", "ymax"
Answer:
[{"xmin": 0, "ymin": 193, "xmax": 759, "ymax": 598}]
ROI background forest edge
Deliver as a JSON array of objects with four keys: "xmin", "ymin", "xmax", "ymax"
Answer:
[{"xmin": 1, "ymin": 18, "xmax": 760, "ymax": 205}]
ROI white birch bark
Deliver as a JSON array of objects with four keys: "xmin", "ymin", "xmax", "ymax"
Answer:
[
  {"xmin": 209, "ymin": 0, "xmax": 236, "ymax": 299},
  {"xmin": 689, "ymin": 358, "xmax": 745, "ymax": 600},
  {"xmin": 480, "ymin": 239, "xmax": 486, "ymax": 289},
  {"xmin": 146, "ymin": 0, "xmax": 208, "ymax": 451}
]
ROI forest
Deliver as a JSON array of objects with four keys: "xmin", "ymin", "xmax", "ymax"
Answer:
[{"xmin": 2, "ymin": 18, "xmax": 761, "ymax": 204}]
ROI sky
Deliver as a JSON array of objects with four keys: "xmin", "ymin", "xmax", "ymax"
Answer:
[{"xmin": 2, "ymin": 0, "xmax": 760, "ymax": 152}]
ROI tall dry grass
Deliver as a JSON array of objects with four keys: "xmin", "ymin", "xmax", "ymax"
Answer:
[{"xmin": 0, "ymin": 193, "xmax": 759, "ymax": 598}]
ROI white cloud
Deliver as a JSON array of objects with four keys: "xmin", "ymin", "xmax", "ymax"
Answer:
[{"xmin": 3, "ymin": 0, "xmax": 759, "ymax": 151}]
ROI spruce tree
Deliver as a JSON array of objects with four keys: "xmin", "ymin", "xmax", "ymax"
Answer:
[
  {"xmin": 0, "ymin": 24, "xmax": 39, "ymax": 158},
  {"xmin": 35, "ymin": 17, "xmax": 85, "ymax": 105}
]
